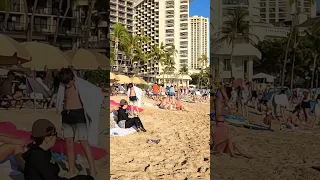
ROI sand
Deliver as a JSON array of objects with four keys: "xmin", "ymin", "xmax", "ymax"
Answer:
[
  {"xmin": 110, "ymin": 96, "xmax": 210, "ymax": 179},
  {"xmin": 0, "ymin": 108, "xmax": 109, "ymax": 180},
  {"xmin": 211, "ymin": 112, "xmax": 320, "ymax": 180},
  {"xmin": 0, "ymin": 96, "xmax": 210, "ymax": 180}
]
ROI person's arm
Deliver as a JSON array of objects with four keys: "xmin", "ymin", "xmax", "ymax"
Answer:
[
  {"xmin": 221, "ymin": 87, "xmax": 229, "ymax": 102},
  {"xmin": 31, "ymin": 152, "xmax": 68, "ymax": 180},
  {"xmin": 118, "ymin": 109, "xmax": 128, "ymax": 120},
  {"xmin": 0, "ymin": 135, "xmax": 26, "ymax": 145}
]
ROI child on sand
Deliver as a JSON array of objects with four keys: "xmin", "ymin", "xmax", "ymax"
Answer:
[{"xmin": 175, "ymin": 99, "xmax": 183, "ymax": 111}]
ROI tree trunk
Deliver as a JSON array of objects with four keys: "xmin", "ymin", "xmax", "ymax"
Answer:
[
  {"xmin": 84, "ymin": 0, "xmax": 95, "ymax": 49},
  {"xmin": 29, "ymin": 0, "xmax": 38, "ymax": 42},
  {"xmin": 22, "ymin": 0, "xmax": 29, "ymax": 38},
  {"xmin": 53, "ymin": 0, "xmax": 63, "ymax": 46},
  {"xmin": 282, "ymin": 6, "xmax": 298, "ymax": 88},
  {"xmin": 290, "ymin": 51, "xmax": 296, "ymax": 91},
  {"xmin": 230, "ymin": 44, "xmax": 235, "ymax": 79},
  {"xmin": 60, "ymin": 0, "xmax": 70, "ymax": 30},
  {"xmin": 114, "ymin": 38, "xmax": 119, "ymax": 69},
  {"xmin": 316, "ymin": 71, "xmax": 319, "ymax": 88},
  {"xmin": 2, "ymin": 0, "xmax": 10, "ymax": 32},
  {"xmin": 311, "ymin": 54, "xmax": 318, "ymax": 90}
]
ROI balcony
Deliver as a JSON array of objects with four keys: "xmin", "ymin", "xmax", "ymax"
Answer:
[
  {"xmin": 118, "ymin": 7, "xmax": 125, "ymax": 12},
  {"xmin": 166, "ymin": 15, "xmax": 174, "ymax": 18},
  {"xmin": 181, "ymin": 0, "xmax": 188, "ymax": 4},
  {"xmin": 110, "ymin": 0, "xmax": 117, "ymax": 4},
  {"xmin": 118, "ymin": 1, "xmax": 126, "ymax": 6}
]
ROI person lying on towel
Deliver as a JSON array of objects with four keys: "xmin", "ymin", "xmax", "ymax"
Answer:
[{"xmin": 117, "ymin": 99, "xmax": 147, "ymax": 132}]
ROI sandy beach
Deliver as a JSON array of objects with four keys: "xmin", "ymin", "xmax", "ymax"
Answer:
[
  {"xmin": 211, "ymin": 111, "xmax": 320, "ymax": 180},
  {"xmin": 0, "ymin": 108, "xmax": 109, "ymax": 180},
  {"xmin": 110, "ymin": 96, "xmax": 210, "ymax": 179}
]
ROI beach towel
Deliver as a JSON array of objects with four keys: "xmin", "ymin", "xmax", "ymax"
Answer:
[
  {"xmin": 56, "ymin": 72, "xmax": 104, "ymax": 146},
  {"xmin": 0, "ymin": 155, "xmax": 21, "ymax": 176},
  {"xmin": 110, "ymin": 127, "xmax": 137, "ymax": 136},
  {"xmin": 0, "ymin": 122, "xmax": 107, "ymax": 160}
]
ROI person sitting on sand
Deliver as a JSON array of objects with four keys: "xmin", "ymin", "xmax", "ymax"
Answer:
[
  {"xmin": 23, "ymin": 119, "xmax": 94, "ymax": 180},
  {"xmin": 263, "ymin": 110, "xmax": 274, "ymax": 129},
  {"xmin": 159, "ymin": 97, "xmax": 170, "ymax": 110},
  {"xmin": 175, "ymin": 99, "xmax": 183, "ymax": 111},
  {"xmin": 0, "ymin": 134, "xmax": 26, "ymax": 171},
  {"xmin": 117, "ymin": 99, "xmax": 146, "ymax": 132}
]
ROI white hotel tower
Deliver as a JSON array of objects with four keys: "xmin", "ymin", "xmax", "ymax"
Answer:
[{"xmin": 134, "ymin": 0, "xmax": 192, "ymax": 79}]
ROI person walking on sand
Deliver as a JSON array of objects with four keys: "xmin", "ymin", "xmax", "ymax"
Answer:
[
  {"xmin": 127, "ymin": 83, "xmax": 142, "ymax": 117},
  {"xmin": 56, "ymin": 68, "xmax": 102, "ymax": 178},
  {"xmin": 152, "ymin": 83, "xmax": 160, "ymax": 101}
]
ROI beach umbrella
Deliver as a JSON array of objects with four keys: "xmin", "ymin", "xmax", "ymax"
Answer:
[
  {"xmin": 131, "ymin": 77, "xmax": 147, "ymax": 84},
  {"xmin": 116, "ymin": 74, "xmax": 131, "ymax": 84},
  {"xmin": 0, "ymin": 34, "xmax": 31, "ymax": 65},
  {"xmin": 110, "ymin": 72, "xmax": 119, "ymax": 83},
  {"xmin": 21, "ymin": 42, "xmax": 69, "ymax": 70},
  {"xmin": 64, "ymin": 48, "xmax": 109, "ymax": 70}
]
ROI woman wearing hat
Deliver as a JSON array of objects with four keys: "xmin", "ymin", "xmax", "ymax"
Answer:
[
  {"xmin": 117, "ymin": 99, "xmax": 147, "ymax": 132},
  {"xmin": 22, "ymin": 119, "xmax": 94, "ymax": 180}
]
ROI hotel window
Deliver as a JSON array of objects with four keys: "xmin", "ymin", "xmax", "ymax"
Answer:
[{"xmin": 223, "ymin": 59, "xmax": 231, "ymax": 71}]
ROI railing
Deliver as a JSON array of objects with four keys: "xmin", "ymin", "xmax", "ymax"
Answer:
[{"xmin": 0, "ymin": 21, "xmax": 83, "ymax": 35}]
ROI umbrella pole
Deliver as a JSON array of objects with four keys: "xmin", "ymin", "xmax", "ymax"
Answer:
[{"xmin": 33, "ymin": 69, "xmax": 36, "ymax": 110}]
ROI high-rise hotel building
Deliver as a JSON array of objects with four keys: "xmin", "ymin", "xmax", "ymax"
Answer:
[
  {"xmin": 259, "ymin": 0, "xmax": 316, "ymax": 24},
  {"xmin": 189, "ymin": 16, "xmax": 209, "ymax": 72},
  {"xmin": 110, "ymin": 0, "xmax": 134, "ymax": 33},
  {"xmin": 133, "ymin": 0, "xmax": 191, "ymax": 77},
  {"xmin": 110, "ymin": 0, "xmax": 134, "ymax": 71}
]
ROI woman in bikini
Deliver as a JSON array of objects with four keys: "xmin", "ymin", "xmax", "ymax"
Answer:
[{"xmin": 211, "ymin": 77, "xmax": 251, "ymax": 158}]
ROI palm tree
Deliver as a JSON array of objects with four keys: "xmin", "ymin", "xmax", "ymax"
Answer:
[
  {"xmin": 123, "ymin": 29, "xmax": 149, "ymax": 70},
  {"xmin": 53, "ymin": 0, "xmax": 64, "ymax": 46},
  {"xmin": 282, "ymin": 0, "xmax": 316, "ymax": 88},
  {"xmin": 28, "ymin": 0, "xmax": 38, "ymax": 41},
  {"xmin": 304, "ymin": 25, "xmax": 320, "ymax": 90},
  {"xmin": 163, "ymin": 45, "xmax": 178, "ymax": 73},
  {"xmin": 0, "ymin": 0, "xmax": 11, "ymax": 32},
  {"xmin": 84, "ymin": 0, "xmax": 96, "ymax": 49},
  {"xmin": 110, "ymin": 23, "xmax": 128, "ymax": 70},
  {"xmin": 179, "ymin": 65, "xmax": 189, "ymax": 87},
  {"xmin": 147, "ymin": 42, "xmax": 166, "ymax": 81},
  {"xmin": 215, "ymin": 8, "xmax": 257, "ymax": 78},
  {"xmin": 197, "ymin": 54, "xmax": 208, "ymax": 70}
]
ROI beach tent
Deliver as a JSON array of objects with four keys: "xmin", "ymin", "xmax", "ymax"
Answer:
[{"xmin": 253, "ymin": 73, "xmax": 276, "ymax": 83}]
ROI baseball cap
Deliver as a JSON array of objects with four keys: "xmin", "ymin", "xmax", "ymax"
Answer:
[
  {"xmin": 31, "ymin": 119, "xmax": 56, "ymax": 138},
  {"xmin": 120, "ymin": 99, "xmax": 128, "ymax": 106}
]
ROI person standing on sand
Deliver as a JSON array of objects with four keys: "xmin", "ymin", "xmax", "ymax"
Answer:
[
  {"xmin": 127, "ymin": 83, "xmax": 142, "ymax": 117},
  {"xmin": 56, "ymin": 68, "xmax": 101, "ymax": 178},
  {"xmin": 152, "ymin": 83, "xmax": 160, "ymax": 101}
]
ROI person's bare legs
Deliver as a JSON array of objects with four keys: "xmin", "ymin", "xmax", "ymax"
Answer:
[
  {"xmin": 65, "ymin": 137, "xmax": 76, "ymax": 175},
  {"xmin": 79, "ymin": 140, "xmax": 97, "ymax": 177},
  {"xmin": 0, "ymin": 144, "xmax": 25, "ymax": 169}
]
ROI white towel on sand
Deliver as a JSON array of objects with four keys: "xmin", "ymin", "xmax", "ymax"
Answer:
[
  {"xmin": 56, "ymin": 72, "xmax": 104, "ymax": 146},
  {"xmin": 110, "ymin": 127, "xmax": 137, "ymax": 136}
]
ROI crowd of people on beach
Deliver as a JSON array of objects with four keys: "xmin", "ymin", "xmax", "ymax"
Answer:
[{"xmin": 210, "ymin": 73, "xmax": 320, "ymax": 159}]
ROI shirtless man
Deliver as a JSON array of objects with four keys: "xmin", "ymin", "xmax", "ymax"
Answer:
[{"xmin": 57, "ymin": 68, "xmax": 97, "ymax": 177}]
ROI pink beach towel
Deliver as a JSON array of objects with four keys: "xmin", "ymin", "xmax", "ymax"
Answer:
[
  {"xmin": 0, "ymin": 122, "xmax": 107, "ymax": 160},
  {"xmin": 110, "ymin": 100, "xmax": 144, "ymax": 112}
]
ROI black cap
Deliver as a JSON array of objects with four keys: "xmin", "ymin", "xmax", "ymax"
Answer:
[{"xmin": 120, "ymin": 99, "xmax": 128, "ymax": 106}]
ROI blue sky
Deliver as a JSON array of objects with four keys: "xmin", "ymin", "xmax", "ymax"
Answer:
[{"xmin": 189, "ymin": 0, "xmax": 210, "ymax": 18}]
